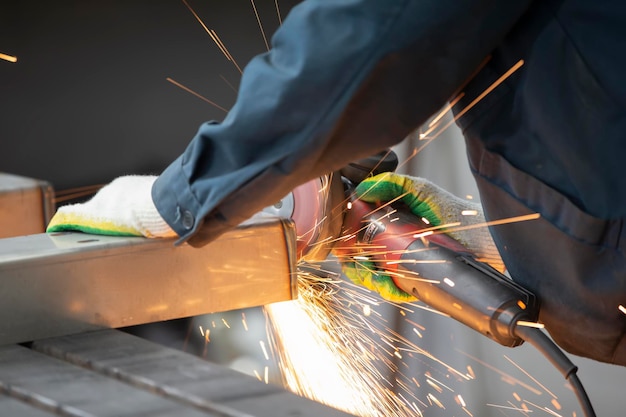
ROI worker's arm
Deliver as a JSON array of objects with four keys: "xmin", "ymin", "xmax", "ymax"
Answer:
[
  {"xmin": 47, "ymin": 0, "xmax": 532, "ymax": 243},
  {"xmin": 153, "ymin": 0, "xmax": 533, "ymax": 247}
]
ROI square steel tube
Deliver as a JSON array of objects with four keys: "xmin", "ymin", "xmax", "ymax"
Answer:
[{"xmin": 0, "ymin": 218, "xmax": 297, "ymax": 345}]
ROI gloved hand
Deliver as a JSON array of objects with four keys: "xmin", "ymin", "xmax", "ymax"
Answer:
[
  {"xmin": 343, "ymin": 172, "xmax": 504, "ymax": 303},
  {"xmin": 343, "ymin": 259, "xmax": 419, "ymax": 303},
  {"xmin": 46, "ymin": 175, "xmax": 177, "ymax": 238}
]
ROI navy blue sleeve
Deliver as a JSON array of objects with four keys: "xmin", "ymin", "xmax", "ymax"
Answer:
[{"xmin": 152, "ymin": 0, "xmax": 532, "ymax": 246}]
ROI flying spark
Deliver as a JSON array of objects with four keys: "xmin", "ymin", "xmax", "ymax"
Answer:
[
  {"xmin": 259, "ymin": 340, "xmax": 269, "ymax": 360},
  {"xmin": 411, "ymin": 60, "xmax": 525, "ymax": 158},
  {"xmin": 181, "ymin": 0, "xmax": 243, "ymax": 73},
  {"xmin": 0, "ymin": 52, "xmax": 18, "ymax": 63},
  {"xmin": 443, "ymin": 277, "xmax": 455, "ymax": 287},
  {"xmin": 426, "ymin": 93, "xmax": 465, "ymax": 130},
  {"xmin": 516, "ymin": 320, "xmax": 545, "ymax": 329},
  {"xmin": 420, "ymin": 60, "xmax": 525, "ymax": 140},
  {"xmin": 266, "ymin": 269, "xmax": 427, "ymax": 416},
  {"xmin": 166, "ymin": 77, "xmax": 228, "ymax": 112},
  {"xmin": 250, "ymin": 0, "xmax": 270, "ymax": 51},
  {"xmin": 525, "ymin": 399, "xmax": 564, "ymax": 416}
]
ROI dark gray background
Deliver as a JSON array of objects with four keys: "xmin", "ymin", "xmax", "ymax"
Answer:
[{"xmin": 1, "ymin": 0, "xmax": 297, "ymax": 192}]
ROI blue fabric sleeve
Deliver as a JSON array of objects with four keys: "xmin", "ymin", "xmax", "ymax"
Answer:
[{"xmin": 152, "ymin": 0, "xmax": 532, "ymax": 246}]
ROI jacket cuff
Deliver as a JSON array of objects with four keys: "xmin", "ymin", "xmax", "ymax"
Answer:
[{"xmin": 152, "ymin": 155, "xmax": 202, "ymax": 244}]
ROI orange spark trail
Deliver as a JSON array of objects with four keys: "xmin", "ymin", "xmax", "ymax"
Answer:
[
  {"xmin": 426, "ymin": 92, "xmax": 465, "ymax": 129},
  {"xmin": 524, "ymin": 399, "xmax": 564, "ymax": 416},
  {"xmin": 275, "ymin": 0, "xmax": 283, "ymax": 24},
  {"xmin": 0, "ymin": 52, "xmax": 17, "ymax": 63},
  {"xmin": 266, "ymin": 269, "xmax": 474, "ymax": 416},
  {"xmin": 456, "ymin": 350, "xmax": 542, "ymax": 395},
  {"xmin": 346, "ymin": 212, "xmax": 539, "ymax": 250},
  {"xmin": 423, "ymin": 59, "xmax": 524, "ymax": 139},
  {"xmin": 267, "ymin": 293, "xmax": 400, "ymax": 414},
  {"xmin": 504, "ymin": 354, "xmax": 558, "ymax": 400},
  {"xmin": 250, "ymin": 0, "xmax": 270, "ymax": 51},
  {"xmin": 210, "ymin": 29, "xmax": 241, "ymax": 71},
  {"xmin": 166, "ymin": 77, "xmax": 229, "ymax": 112},
  {"xmin": 181, "ymin": 0, "xmax": 243, "ymax": 73},
  {"xmin": 414, "ymin": 60, "xmax": 525, "ymax": 156},
  {"xmin": 444, "ymin": 213, "xmax": 540, "ymax": 234},
  {"xmin": 485, "ymin": 403, "xmax": 532, "ymax": 413},
  {"xmin": 516, "ymin": 321, "xmax": 545, "ymax": 329},
  {"xmin": 219, "ymin": 74, "xmax": 238, "ymax": 93}
]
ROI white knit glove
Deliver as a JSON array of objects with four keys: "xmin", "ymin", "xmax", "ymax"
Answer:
[{"xmin": 47, "ymin": 175, "xmax": 177, "ymax": 238}]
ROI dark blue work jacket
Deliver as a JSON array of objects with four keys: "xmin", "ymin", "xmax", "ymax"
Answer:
[{"xmin": 153, "ymin": 0, "xmax": 626, "ymax": 365}]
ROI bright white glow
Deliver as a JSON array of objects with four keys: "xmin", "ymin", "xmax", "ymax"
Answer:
[{"xmin": 267, "ymin": 300, "xmax": 387, "ymax": 415}]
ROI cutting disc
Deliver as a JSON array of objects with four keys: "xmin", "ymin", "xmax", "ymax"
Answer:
[{"xmin": 261, "ymin": 173, "xmax": 344, "ymax": 262}]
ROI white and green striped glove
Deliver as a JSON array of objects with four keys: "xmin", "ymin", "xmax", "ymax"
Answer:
[{"xmin": 46, "ymin": 175, "xmax": 177, "ymax": 238}]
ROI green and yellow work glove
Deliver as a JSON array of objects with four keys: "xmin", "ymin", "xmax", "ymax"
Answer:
[
  {"xmin": 343, "ymin": 259, "xmax": 419, "ymax": 303},
  {"xmin": 47, "ymin": 175, "xmax": 177, "ymax": 238},
  {"xmin": 343, "ymin": 172, "xmax": 504, "ymax": 303}
]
